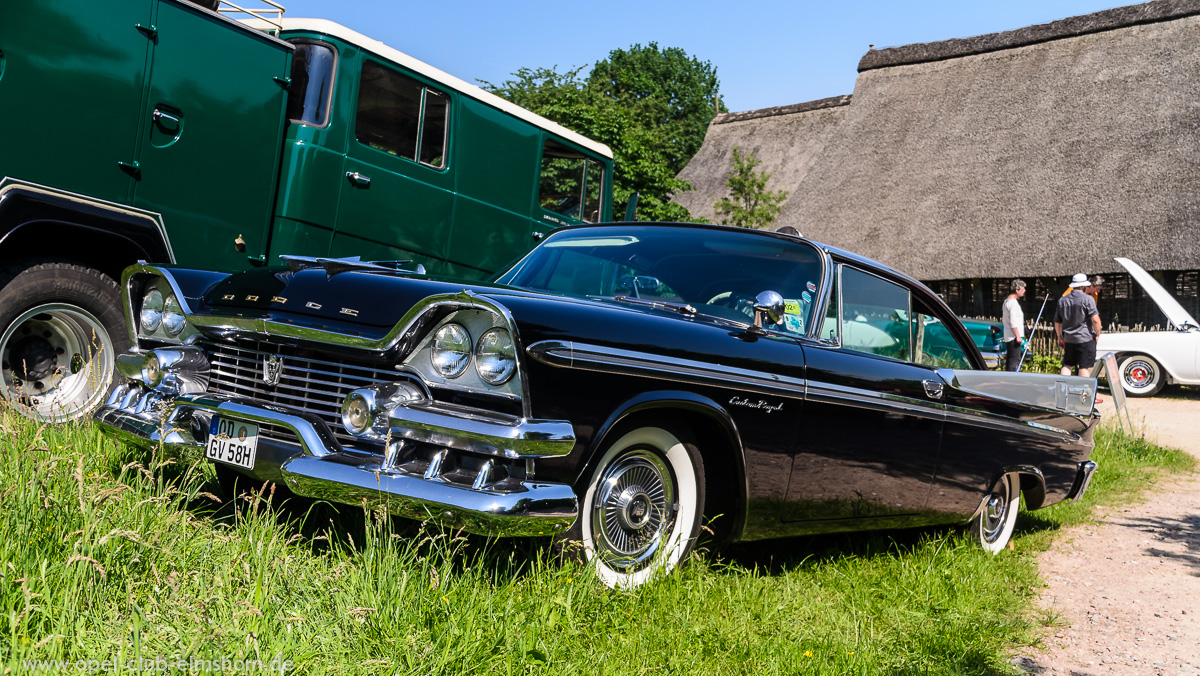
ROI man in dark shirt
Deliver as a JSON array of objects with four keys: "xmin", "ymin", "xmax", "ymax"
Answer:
[{"xmin": 1054, "ymin": 273, "xmax": 1102, "ymax": 377}]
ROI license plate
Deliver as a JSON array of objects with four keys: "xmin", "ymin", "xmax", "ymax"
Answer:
[{"xmin": 206, "ymin": 416, "xmax": 259, "ymax": 470}]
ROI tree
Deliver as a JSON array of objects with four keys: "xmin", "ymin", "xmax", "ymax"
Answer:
[
  {"xmin": 482, "ymin": 44, "xmax": 725, "ymax": 223},
  {"xmin": 589, "ymin": 43, "xmax": 725, "ymax": 176},
  {"xmin": 713, "ymin": 147, "xmax": 789, "ymax": 229}
]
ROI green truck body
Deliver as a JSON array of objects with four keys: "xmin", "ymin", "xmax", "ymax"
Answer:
[{"xmin": 0, "ymin": 0, "xmax": 614, "ymax": 420}]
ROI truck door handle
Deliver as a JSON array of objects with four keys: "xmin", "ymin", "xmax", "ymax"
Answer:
[
  {"xmin": 152, "ymin": 107, "xmax": 181, "ymax": 130},
  {"xmin": 346, "ymin": 171, "xmax": 371, "ymax": 187},
  {"xmin": 922, "ymin": 380, "xmax": 944, "ymax": 400}
]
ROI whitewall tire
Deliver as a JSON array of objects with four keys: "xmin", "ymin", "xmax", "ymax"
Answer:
[
  {"xmin": 577, "ymin": 426, "xmax": 704, "ymax": 589},
  {"xmin": 1118, "ymin": 354, "xmax": 1165, "ymax": 397},
  {"xmin": 972, "ymin": 473, "xmax": 1019, "ymax": 554}
]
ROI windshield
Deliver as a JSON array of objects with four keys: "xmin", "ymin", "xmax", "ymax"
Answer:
[{"xmin": 497, "ymin": 225, "xmax": 825, "ymax": 336}]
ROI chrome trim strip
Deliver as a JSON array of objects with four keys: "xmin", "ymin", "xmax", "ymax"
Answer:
[
  {"xmin": 805, "ymin": 380, "xmax": 944, "ymax": 422},
  {"xmin": 389, "ymin": 401, "xmax": 576, "ymax": 459},
  {"xmin": 526, "ymin": 340, "xmax": 806, "ymax": 399}
]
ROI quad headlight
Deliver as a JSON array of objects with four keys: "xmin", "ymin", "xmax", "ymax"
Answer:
[
  {"xmin": 139, "ymin": 288, "xmax": 164, "ymax": 332},
  {"xmin": 475, "ymin": 328, "xmax": 515, "ymax": 385},
  {"xmin": 162, "ymin": 295, "xmax": 186, "ymax": 336},
  {"xmin": 431, "ymin": 323, "xmax": 471, "ymax": 378}
]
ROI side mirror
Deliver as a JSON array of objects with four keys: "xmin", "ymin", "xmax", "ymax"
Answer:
[{"xmin": 751, "ymin": 290, "xmax": 785, "ymax": 333}]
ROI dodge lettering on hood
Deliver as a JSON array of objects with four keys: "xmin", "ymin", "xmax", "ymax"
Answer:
[{"xmin": 95, "ymin": 223, "xmax": 1100, "ymax": 588}]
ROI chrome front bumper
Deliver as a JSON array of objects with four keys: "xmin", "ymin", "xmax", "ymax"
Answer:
[{"xmin": 93, "ymin": 385, "xmax": 579, "ymax": 536}]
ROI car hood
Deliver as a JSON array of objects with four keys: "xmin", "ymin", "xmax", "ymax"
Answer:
[
  {"xmin": 1115, "ymin": 257, "xmax": 1199, "ymax": 330},
  {"xmin": 197, "ymin": 267, "xmax": 757, "ymax": 344}
]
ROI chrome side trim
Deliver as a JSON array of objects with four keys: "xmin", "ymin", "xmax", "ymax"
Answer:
[
  {"xmin": 388, "ymin": 401, "xmax": 576, "ymax": 459},
  {"xmin": 526, "ymin": 340, "xmax": 806, "ymax": 399},
  {"xmin": 806, "ymin": 380, "xmax": 945, "ymax": 422},
  {"xmin": 942, "ymin": 403, "xmax": 1077, "ymax": 440}
]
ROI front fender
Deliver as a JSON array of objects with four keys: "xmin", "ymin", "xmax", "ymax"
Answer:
[{"xmin": 584, "ymin": 390, "xmax": 749, "ymax": 540}]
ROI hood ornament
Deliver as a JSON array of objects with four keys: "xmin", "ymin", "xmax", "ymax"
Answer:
[{"xmin": 262, "ymin": 354, "xmax": 284, "ymax": 387}]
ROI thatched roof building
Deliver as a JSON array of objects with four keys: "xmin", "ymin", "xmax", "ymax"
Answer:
[{"xmin": 676, "ymin": 0, "xmax": 1200, "ymax": 324}]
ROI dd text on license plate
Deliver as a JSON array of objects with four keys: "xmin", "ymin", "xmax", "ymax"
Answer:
[{"xmin": 207, "ymin": 416, "xmax": 259, "ymax": 469}]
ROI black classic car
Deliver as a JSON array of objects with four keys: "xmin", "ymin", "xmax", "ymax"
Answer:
[{"xmin": 95, "ymin": 223, "xmax": 1099, "ymax": 588}]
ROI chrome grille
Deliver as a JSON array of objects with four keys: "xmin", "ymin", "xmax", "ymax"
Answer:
[{"xmin": 202, "ymin": 340, "xmax": 394, "ymax": 446}]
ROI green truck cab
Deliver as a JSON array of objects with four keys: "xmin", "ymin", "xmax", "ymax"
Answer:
[{"xmin": 0, "ymin": 0, "xmax": 614, "ymax": 421}]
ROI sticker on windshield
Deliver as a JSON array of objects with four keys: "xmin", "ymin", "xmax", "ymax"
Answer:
[
  {"xmin": 806, "ymin": 281, "xmax": 817, "ymax": 292},
  {"xmin": 784, "ymin": 299, "xmax": 802, "ymax": 315}
]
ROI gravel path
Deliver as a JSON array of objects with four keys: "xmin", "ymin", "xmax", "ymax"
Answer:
[{"xmin": 1021, "ymin": 389, "xmax": 1200, "ymax": 675}]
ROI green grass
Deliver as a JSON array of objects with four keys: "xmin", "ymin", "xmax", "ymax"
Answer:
[{"xmin": 0, "ymin": 406, "xmax": 1192, "ymax": 675}]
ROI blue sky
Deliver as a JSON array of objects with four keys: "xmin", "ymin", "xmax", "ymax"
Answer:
[{"xmin": 279, "ymin": 0, "xmax": 1128, "ymax": 112}]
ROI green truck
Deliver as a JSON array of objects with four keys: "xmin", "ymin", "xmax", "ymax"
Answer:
[{"xmin": 0, "ymin": 0, "xmax": 614, "ymax": 421}]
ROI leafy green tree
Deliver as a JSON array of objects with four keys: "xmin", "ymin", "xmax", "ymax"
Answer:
[
  {"xmin": 589, "ymin": 42, "xmax": 725, "ymax": 176},
  {"xmin": 713, "ymin": 147, "xmax": 789, "ymax": 229},
  {"xmin": 483, "ymin": 44, "xmax": 724, "ymax": 222}
]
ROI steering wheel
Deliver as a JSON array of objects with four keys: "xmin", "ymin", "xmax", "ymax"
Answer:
[{"xmin": 705, "ymin": 291, "xmax": 757, "ymax": 319}]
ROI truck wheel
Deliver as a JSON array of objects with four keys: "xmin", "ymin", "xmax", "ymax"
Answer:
[{"xmin": 0, "ymin": 261, "xmax": 127, "ymax": 421}]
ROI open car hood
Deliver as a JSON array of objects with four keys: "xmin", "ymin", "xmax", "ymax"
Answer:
[{"xmin": 1115, "ymin": 257, "xmax": 1199, "ymax": 331}]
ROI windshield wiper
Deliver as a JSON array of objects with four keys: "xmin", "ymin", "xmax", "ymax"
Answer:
[
  {"xmin": 611, "ymin": 295, "xmax": 698, "ymax": 317},
  {"xmin": 279, "ymin": 255, "xmax": 426, "ymax": 277}
]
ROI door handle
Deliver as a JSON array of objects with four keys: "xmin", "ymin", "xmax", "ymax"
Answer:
[
  {"xmin": 922, "ymin": 379, "xmax": 944, "ymax": 400},
  {"xmin": 532, "ymin": 231, "xmax": 545, "ymax": 241},
  {"xmin": 346, "ymin": 171, "xmax": 371, "ymax": 187},
  {"xmin": 153, "ymin": 107, "xmax": 181, "ymax": 129}
]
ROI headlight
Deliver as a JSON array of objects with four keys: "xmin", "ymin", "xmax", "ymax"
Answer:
[
  {"xmin": 140, "ymin": 288, "xmax": 164, "ymax": 332},
  {"xmin": 431, "ymin": 323, "xmax": 471, "ymax": 378},
  {"xmin": 475, "ymin": 328, "xmax": 515, "ymax": 385},
  {"xmin": 162, "ymin": 295, "xmax": 186, "ymax": 335}
]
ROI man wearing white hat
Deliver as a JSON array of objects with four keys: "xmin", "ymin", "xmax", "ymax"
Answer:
[{"xmin": 1054, "ymin": 273, "xmax": 1102, "ymax": 377}]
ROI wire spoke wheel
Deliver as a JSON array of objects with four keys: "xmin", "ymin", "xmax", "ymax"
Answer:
[
  {"xmin": 592, "ymin": 448, "xmax": 676, "ymax": 571},
  {"xmin": 577, "ymin": 425, "xmax": 704, "ymax": 589}
]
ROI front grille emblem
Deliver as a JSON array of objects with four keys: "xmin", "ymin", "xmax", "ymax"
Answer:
[{"xmin": 262, "ymin": 354, "xmax": 284, "ymax": 387}]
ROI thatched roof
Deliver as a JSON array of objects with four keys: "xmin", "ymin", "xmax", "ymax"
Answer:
[{"xmin": 675, "ymin": 0, "xmax": 1200, "ymax": 281}]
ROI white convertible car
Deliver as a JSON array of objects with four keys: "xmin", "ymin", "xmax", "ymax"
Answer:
[{"xmin": 1096, "ymin": 258, "xmax": 1200, "ymax": 397}]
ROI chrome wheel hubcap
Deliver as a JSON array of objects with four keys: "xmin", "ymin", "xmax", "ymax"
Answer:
[
  {"xmin": 981, "ymin": 481, "xmax": 1010, "ymax": 543},
  {"xmin": 592, "ymin": 448, "xmax": 676, "ymax": 571},
  {"xmin": 0, "ymin": 304, "xmax": 114, "ymax": 421},
  {"xmin": 1124, "ymin": 360, "xmax": 1154, "ymax": 389}
]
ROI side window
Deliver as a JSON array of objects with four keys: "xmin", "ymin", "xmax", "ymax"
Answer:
[
  {"xmin": 912, "ymin": 301, "xmax": 972, "ymax": 369},
  {"xmin": 840, "ymin": 267, "xmax": 912, "ymax": 361},
  {"xmin": 286, "ymin": 42, "xmax": 336, "ymax": 127},
  {"xmin": 540, "ymin": 140, "xmax": 604, "ymax": 223},
  {"xmin": 821, "ymin": 265, "xmax": 841, "ymax": 343},
  {"xmin": 355, "ymin": 61, "xmax": 449, "ymax": 169}
]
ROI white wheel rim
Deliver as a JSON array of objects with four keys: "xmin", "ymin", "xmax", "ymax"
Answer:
[{"xmin": 0, "ymin": 304, "xmax": 115, "ymax": 421}]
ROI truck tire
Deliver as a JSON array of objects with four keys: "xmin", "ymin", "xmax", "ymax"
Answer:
[{"xmin": 0, "ymin": 261, "xmax": 128, "ymax": 422}]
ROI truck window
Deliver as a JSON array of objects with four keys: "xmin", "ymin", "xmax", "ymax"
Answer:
[
  {"xmin": 356, "ymin": 60, "xmax": 449, "ymax": 169},
  {"xmin": 286, "ymin": 42, "xmax": 336, "ymax": 127},
  {"xmin": 540, "ymin": 140, "xmax": 604, "ymax": 223}
]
